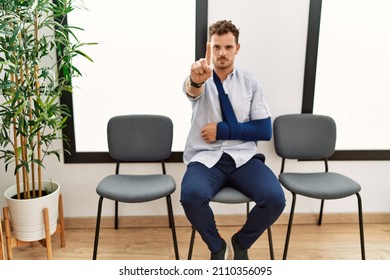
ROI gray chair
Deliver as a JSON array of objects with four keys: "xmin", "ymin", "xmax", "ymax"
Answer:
[
  {"xmin": 273, "ymin": 114, "xmax": 365, "ymax": 260},
  {"xmin": 92, "ymin": 115, "xmax": 179, "ymax": 260},
  {"xmin": 187, "ymin": 187, "xmax": 274, "ymax": 260}
]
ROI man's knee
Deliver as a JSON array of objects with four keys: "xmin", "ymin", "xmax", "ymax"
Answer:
[
  {"xmin": 269, "ymin": 190, "xmax": 286, "ymax": 215},
  {"xmin": 181, "ymin": 187, "xmax": 210, "ymax": 209},
  {"xmin": 255, "ymin": 189, "xmax": 286, "ymax": 215}
]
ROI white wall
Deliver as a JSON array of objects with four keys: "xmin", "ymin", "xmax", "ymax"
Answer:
[{"xmin": 1, "ymin": 0, "xmax": 390, "ymax": 218}]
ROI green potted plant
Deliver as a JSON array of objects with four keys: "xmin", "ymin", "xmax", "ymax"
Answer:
[{"xmin": 0, "ymin": 0, "xmax": 93, "ymax": 245}]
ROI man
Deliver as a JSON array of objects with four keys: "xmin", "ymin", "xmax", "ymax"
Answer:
[{"xmin": 180, "ymin": 20, "xmax": 285, "ymax": 260}]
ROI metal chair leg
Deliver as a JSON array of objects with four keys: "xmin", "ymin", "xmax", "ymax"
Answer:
[
  {"xmin": 188, "ymin": 226, "xmax": 196, "ymax": 260},
  {"xmin": 318, "ymin": 199, "xmax": 325, "ymax": 225},
  {"xmin": 283, "ymin": 192, "xmax": 296, "ymax": 260},
  {"xmin": 166, "ymin": 195, "xmax": 180, "ymax": 260},
  {"xmin": 93, "ymin": 196, "xmax": 104, "ymax": 260},
  {"xmin": 267, "ymin": 227, "xmax": 274, "ymax": 260},
  {"xmin": 115, "ymin": 201, "xmax": 119, "ymax": 229},
  {"xmin": 356, "ymin": 193, "xmax": 365, "ymax": 260},
  {"xmin": 283, "ymin": 193, "xmax": 365, "ymax": 260},
  {"xmin": 166, "ymin": 197, "xmax": 174, "ymax": 229}
]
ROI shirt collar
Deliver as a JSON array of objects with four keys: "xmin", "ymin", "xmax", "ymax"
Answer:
[{"xmin": 211, "ymin": 67, "xmax": 237, "ymax": 82}]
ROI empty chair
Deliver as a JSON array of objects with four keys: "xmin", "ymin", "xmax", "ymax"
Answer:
[
  {"xmin": 92, "ymin": 115, "xmax": 179, "ymax": 260},
  {"xmin": 273, "ymin": 114, "xmax": 365, "ymax": 260},
  {"xmin": 187, "ymin": 186, "xmax": 274, "ymax": 260}
]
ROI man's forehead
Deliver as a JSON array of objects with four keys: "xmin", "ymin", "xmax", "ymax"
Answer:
[{"xmin": 210, "ymin": 33, "xmax": 237, "ymax": 45}]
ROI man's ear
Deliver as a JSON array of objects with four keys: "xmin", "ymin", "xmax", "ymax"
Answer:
[{"xmin": 236, "ymin": 43, "xmax": 241, "ymax": 54}]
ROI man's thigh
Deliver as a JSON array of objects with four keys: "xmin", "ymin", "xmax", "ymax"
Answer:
[
  {"xmin": 181, "ymin": 161, "xmax": 227, "ymax": 201},
  {"xmin": 228, "ymin": 157, "xmax": 281, "ymax": 202}
]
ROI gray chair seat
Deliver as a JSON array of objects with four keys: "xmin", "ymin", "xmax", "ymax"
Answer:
[
  {"xmin": 97, "ymin": 174, "xmax": 176, "ymax": 203},
  {"xmin": 279, "ymin": 172, "xmax": 361, "ymax": 200},
  {"xmin": 211, "ymin": 187, "xmax": 252, "ymax": 203}
]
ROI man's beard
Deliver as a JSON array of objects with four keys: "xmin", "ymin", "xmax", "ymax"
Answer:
[{"xmin": 214, "ymin": 58, "xmax": 232, "ymax": 70}]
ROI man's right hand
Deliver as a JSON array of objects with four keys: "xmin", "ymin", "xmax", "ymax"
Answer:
[{"xmin": 190, "ymin": 43, "xmax": 212, "ymax": 84}]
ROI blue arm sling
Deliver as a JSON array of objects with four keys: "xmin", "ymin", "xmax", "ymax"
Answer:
[{"xmin": 213, "ymin": 70, "xmax": 271, "ymax": 141}]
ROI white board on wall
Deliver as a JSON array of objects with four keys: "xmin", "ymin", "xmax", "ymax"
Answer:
[
  {"xmin": 67, "ymin": 0, "xmax": 197, "ymax": 153},
  {"xmin": 313, "ymin": 0, "xmax": 390, "ymax": 151}
]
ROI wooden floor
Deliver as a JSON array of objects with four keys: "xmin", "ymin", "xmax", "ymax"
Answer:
[{"xmin": 4, "ymin": 222, "xmax": 390, "ymax": 260}]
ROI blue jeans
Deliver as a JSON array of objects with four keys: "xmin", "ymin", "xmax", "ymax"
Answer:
[{"xmin": 181, "ymin": 153, "xmax": 285, "ymax": 253}]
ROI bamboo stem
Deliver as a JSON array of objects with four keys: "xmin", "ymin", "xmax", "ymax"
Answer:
[
  {"xmin": 20, "ymin": 135, "xmax": 30, "ymax": 199},
  {"xmin": 10, "ymin": 73, "xmax": 21, "ymax": 200},
  {"xmin": 24, "ymin": 61, "xmax": 36, "ymax": 198},
  {"xmin": 35, "ymin": 10, "xmax": 43, "ymax": 197},
  {"xmin": 17, "ymin": 30, "xmax": 30, "ymax": 199}
]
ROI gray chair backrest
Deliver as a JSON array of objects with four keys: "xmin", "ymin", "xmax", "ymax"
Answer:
[
  {"xmin": 107, "ymin": 115, "xmax": 173, "ymax": 162},
  {"xmin": 273, "ymin": 114, "xmax": 336, "ymax": 160}
]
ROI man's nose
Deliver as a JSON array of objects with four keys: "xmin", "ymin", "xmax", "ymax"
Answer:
[{"xmin": 219, "ymin": 48, "xmax": 227, "ymax": 56}]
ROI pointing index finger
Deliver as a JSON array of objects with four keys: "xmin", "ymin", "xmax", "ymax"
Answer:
[{"xmin": 205, "ymin": 43, "xmax": 211, "ymax": 65}]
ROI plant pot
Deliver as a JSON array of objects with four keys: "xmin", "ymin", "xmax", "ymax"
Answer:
[{"xmin": 4, "ymin": 181, "xmax": 60, "ymax": 242}]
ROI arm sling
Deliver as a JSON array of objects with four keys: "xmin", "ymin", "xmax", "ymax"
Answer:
[{"xmin": 213, "ymin": 70, "xmax": 272, "ymax": 142}]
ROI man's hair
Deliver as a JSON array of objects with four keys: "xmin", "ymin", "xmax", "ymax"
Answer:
[{"xmin": 209, "ymin": 20, "xmax": 239, "ymax": 44}]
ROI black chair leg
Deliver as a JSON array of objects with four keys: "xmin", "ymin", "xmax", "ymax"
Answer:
[
  {"xmin": 283, "ymin": 192, "xmax": 296, "ymax": 260},
  {"xmin": 93, "ymin": 196, "xmax": 104, "ymax": 260},
  {"xmin": 166, "ymin": 195, "xmax": 180, "ymax": 260},
  {"xmin": 356, "ymin": 193, "xmax": 366, "ymax": 260},
  {"xmin": 318, "ymin": 199, "xmax": 325, "ymax": 225},
  {"xmin": 166, "ymin": 197, "xmax": 174, "ymax": 229},
  {"xmin": 115, "ymin": 201, "xmax": 119, "ymax": 229},
  {"xmin": 188, "ymin": 226, "xmax": 196, "ymax": 260},
  {"xmin": 267, "ymin": 227, "xmax": 274, "ymax": 260}
]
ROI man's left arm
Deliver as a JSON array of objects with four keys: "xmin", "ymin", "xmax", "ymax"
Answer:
[{"xmin": 216, "ymin": 117, "xmax": 272, "ymax": 141}]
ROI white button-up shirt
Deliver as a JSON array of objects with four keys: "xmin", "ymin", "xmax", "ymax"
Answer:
[{"xmin": 183, "ymin": 68, "xmax": 271, "ymax": 168}]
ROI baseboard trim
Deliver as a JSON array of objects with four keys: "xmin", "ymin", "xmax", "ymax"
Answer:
[{"xmin": 64, "ymin": 212, "xmax": 390, "ymax": 230}]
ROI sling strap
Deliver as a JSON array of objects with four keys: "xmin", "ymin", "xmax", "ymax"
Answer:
[{"xmin": 213, "ymin": 70, "xmax": 241, "ymax": 139}]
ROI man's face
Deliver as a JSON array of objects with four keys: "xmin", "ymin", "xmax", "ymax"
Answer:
[{"xmin": 210, "ymin": 32, "xmax": 240, "ymax": 71}]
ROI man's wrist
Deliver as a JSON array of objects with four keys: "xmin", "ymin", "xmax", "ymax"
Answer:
[
  {"xmin": 216, "ymin": 121, "xmax": 230, "ymax": 140},
  {"xmin": 189, "ymin": 76, "xmax": 204, "ymax": 88}
]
